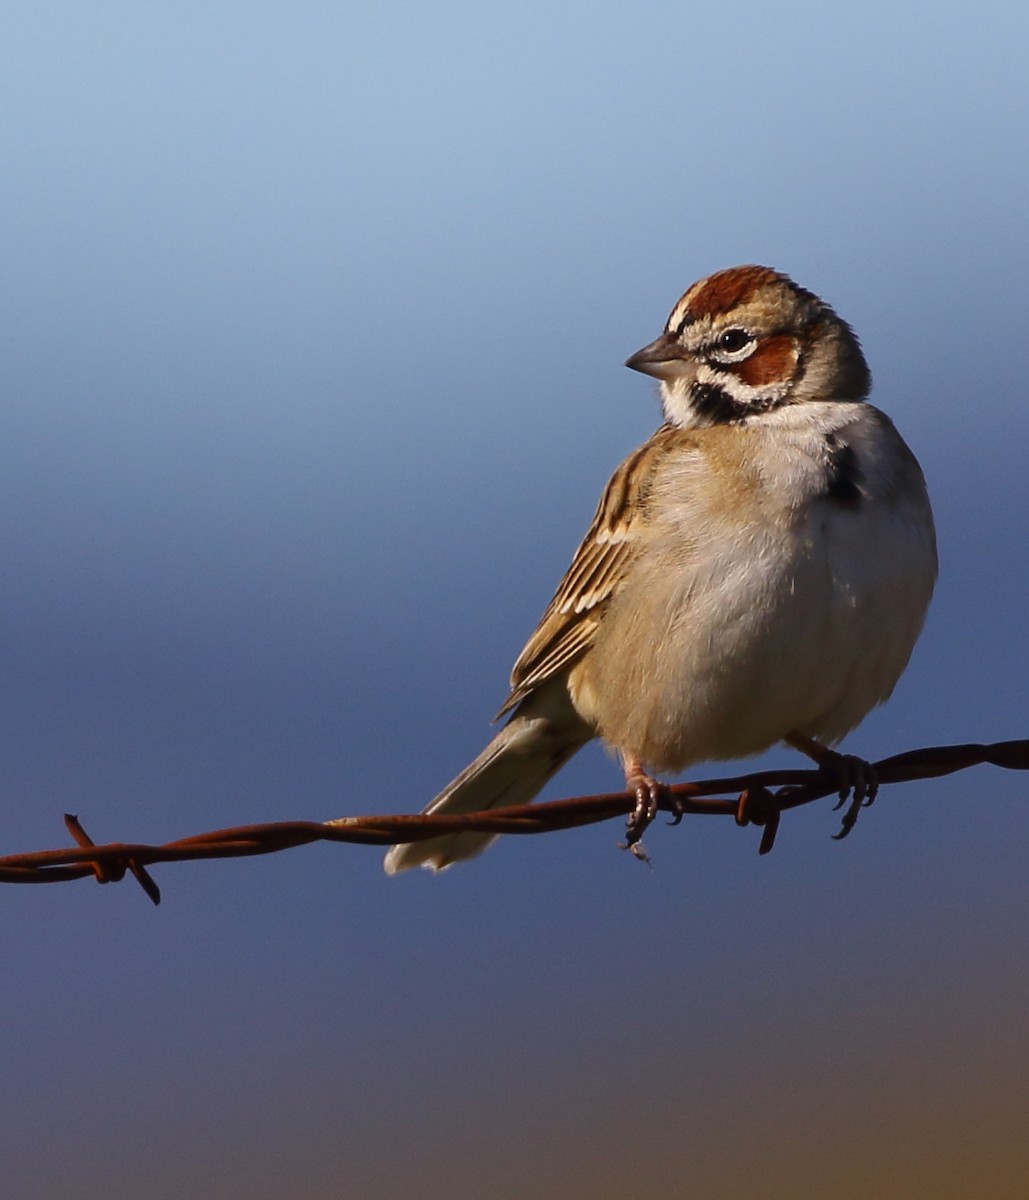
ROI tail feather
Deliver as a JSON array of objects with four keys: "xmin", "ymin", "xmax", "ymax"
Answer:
[{"xmin": 383, "ymin": 710, "xmax": 590, "ymax": 873}]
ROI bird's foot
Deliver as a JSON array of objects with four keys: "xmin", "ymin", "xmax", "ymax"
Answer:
[
  {"xmin": 619, "ymin": 759, "xmax": 667, "ymax": 863},
  {"xmin": 823, "ymin": 752, "xmax": 879, "ymax": 810},
  {"xmin": 785, "ymin": 733, "xmax": 878, "ymax": 839},
  {"xmin": 787, "ymin": 733, "xmax": 879, "ymax": 805}
]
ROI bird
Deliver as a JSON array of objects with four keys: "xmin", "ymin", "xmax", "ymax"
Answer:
[{"xmin": 384, "ymin": 265, "xmax": 937, "ymax": 873}]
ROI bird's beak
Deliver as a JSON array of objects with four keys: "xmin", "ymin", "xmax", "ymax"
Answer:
[{"xmin": 624, "ymin": 332, "xmax": 692, "ymax": 381}]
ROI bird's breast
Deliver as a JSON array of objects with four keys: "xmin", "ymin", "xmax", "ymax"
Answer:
[{"xmin": 568, "ymin": 406, "xmax": 936, "ymax": 770}]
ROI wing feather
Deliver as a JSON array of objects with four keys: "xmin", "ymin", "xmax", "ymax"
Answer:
[{"xmin": 497, "ymin": 425, "xmax": 680, "ymax": 716}]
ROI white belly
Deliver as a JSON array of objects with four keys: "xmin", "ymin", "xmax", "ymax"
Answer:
[{"xmin": 568, "ymin": 411, "xmax": 937, "ymax": 772}]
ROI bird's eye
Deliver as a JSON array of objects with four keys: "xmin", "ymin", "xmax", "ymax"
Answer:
[
  {"xmin": 708, "ymin": 327, "xmax": 756, "ymax": 365},
  {"xmin": 718, "ymin": 328, "xmax": 752, "ymax": 353}
]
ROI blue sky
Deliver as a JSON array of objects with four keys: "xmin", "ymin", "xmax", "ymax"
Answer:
[{"xmin": 2, "ymin": 3, "xmax": 1028, "ymax": 1196}]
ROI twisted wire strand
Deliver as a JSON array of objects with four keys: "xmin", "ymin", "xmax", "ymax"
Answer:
[{"xmin": 1, "ymin": 738, "xmax": 1025, "ymax": 905}]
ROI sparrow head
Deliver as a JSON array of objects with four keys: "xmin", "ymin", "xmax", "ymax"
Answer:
[{"xmin": 626, "ymin": 266, "xmax": 871, "ymax": 428}]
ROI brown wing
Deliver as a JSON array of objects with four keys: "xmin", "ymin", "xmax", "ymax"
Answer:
[{"xmin": 497, "ymin": 425, "xmax": 677, "ymax": 717}]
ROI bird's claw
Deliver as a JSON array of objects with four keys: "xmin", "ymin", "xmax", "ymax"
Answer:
[
  {"xmin": 620, "ymin": 771, "xmax": 667, "ymax": 862},
  {"xmin": 819, "ymin": 753, "xmax": 878, "ymax": 839},
  {"xmin": 787, "ymin": 735, "xmax": 879, "ymax": 829},
  {"xmin": 817, "ymin": 751, "xmax": 879, "ymax": 809}
]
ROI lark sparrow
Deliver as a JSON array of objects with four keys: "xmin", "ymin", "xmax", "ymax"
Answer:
[{"xmin": 384, "ymin": 265, "xmax": 937, "ymax": 873}]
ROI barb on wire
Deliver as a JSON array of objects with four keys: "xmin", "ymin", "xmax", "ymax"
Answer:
[{"xmin": 1, "ymin": 738, "xmax": 1026, "ymax": 906}]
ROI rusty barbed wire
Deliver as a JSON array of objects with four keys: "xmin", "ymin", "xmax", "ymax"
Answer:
[{"xmin": 1, "ymin": 738, "xmax": 1026, "ymax": 905}]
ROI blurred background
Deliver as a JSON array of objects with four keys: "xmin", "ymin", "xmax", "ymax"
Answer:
[{"xmin": 1, "ymin": 2, "xmax": 1027, "ymax": 1196}]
